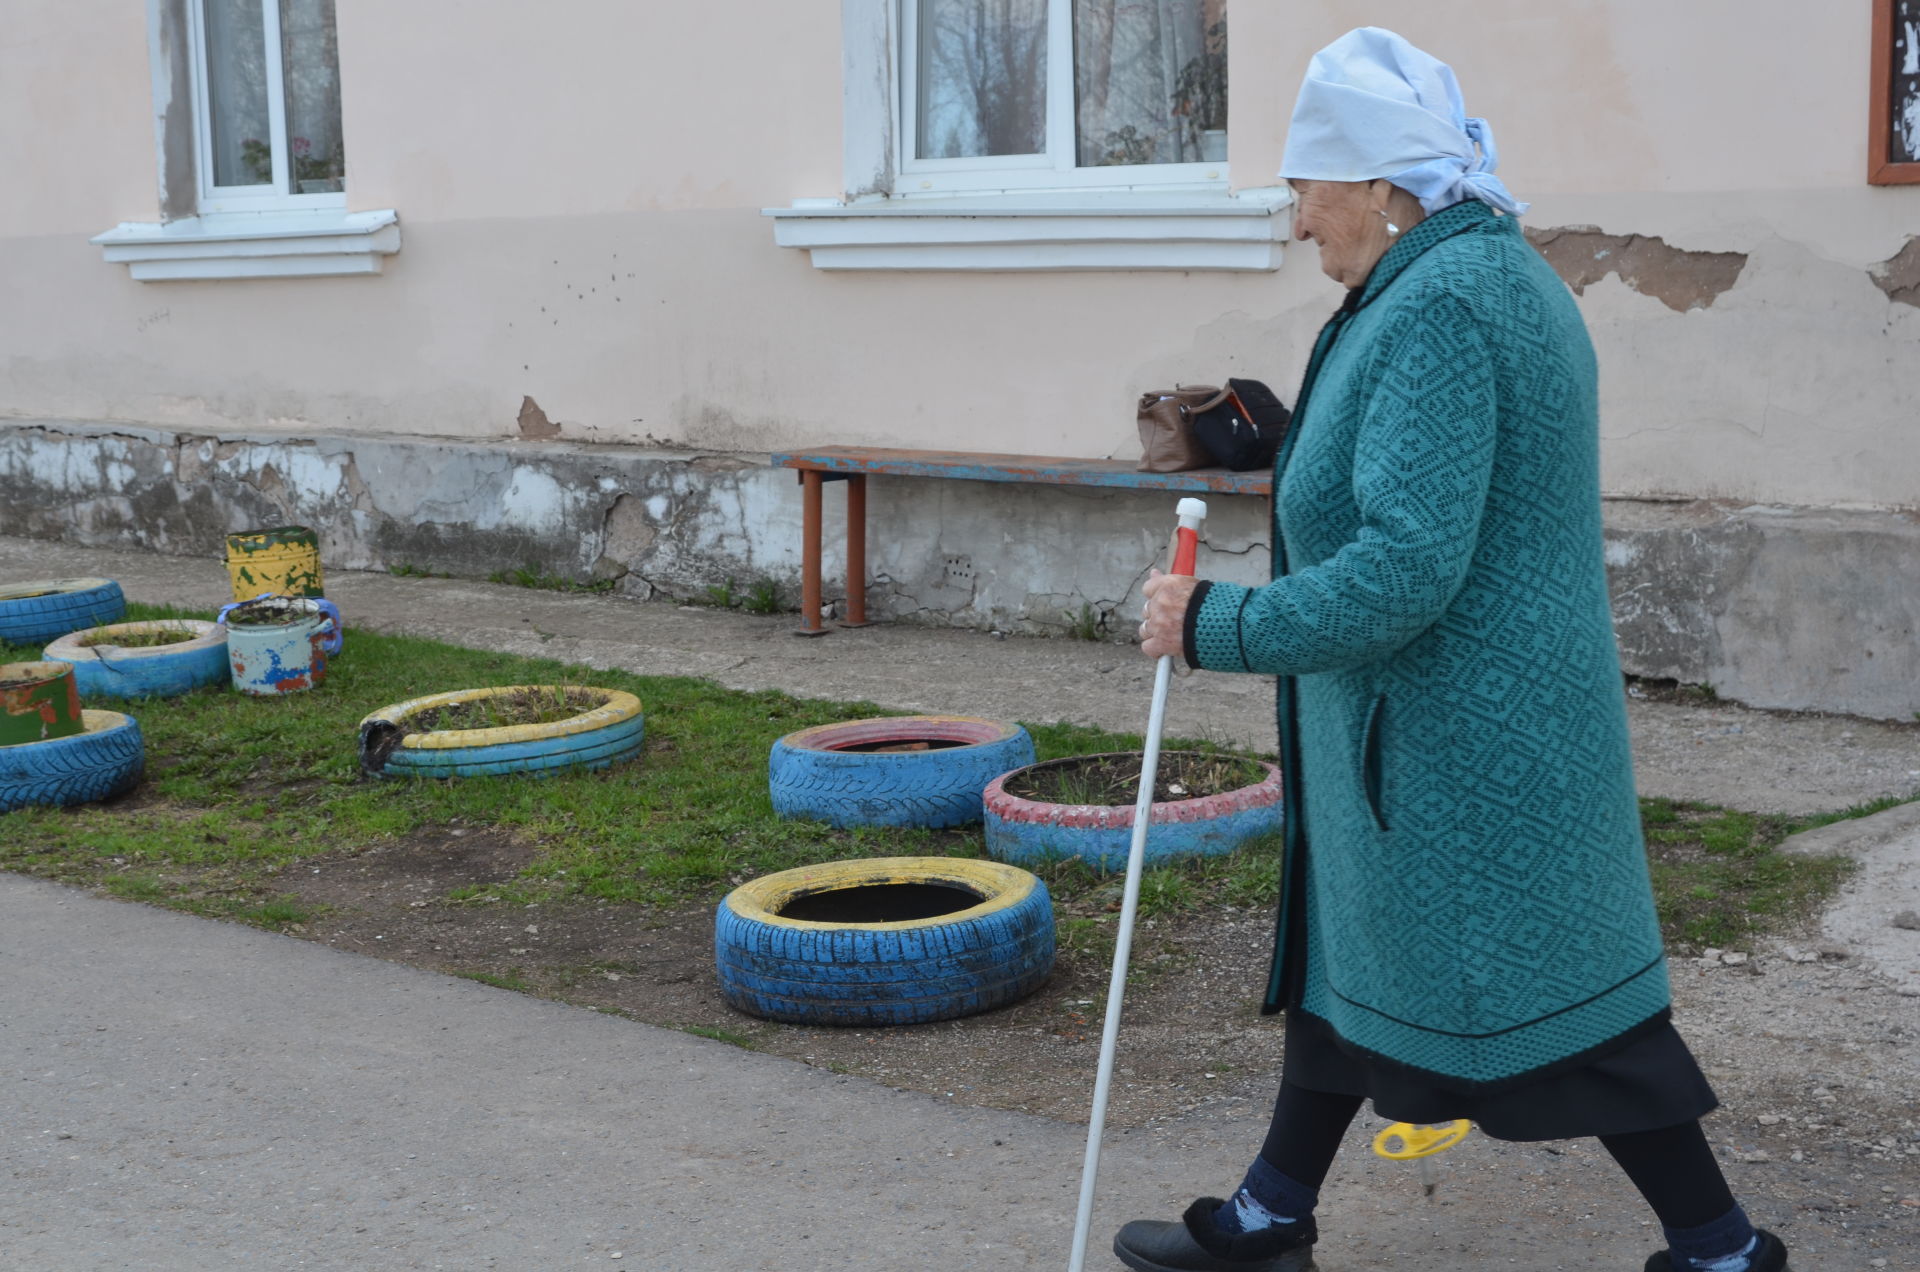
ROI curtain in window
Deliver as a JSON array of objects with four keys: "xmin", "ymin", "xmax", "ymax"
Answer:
[
  {"xmin": 204, "ymin": 0, "xmax": 272, "ymax": 187},
  {"xmin": 1074, "ymin": 0, "xmax": 1224, "ymax": 166},
  {"xmin": 917, "ymin": 0, "xmax": 1048, "ymax": 158},
  {"xmin": 281, "ymin": 0, "xmax": 345, "ymax": 192}
]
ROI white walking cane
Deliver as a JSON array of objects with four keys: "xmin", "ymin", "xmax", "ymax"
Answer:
[{"xmin": 1066, "ymin": 495, "xmax": 1208, "ymax": 1272}]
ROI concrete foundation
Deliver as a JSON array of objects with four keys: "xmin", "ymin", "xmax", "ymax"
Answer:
[{"xmin": 4, "ymin": 419, "xmax": 1916, "ymax": 720}]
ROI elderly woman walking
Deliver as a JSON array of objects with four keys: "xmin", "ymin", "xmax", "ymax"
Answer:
[{"xmin": 1122, "ymin": 28, "xmax": 1788, "ymax": 1272}]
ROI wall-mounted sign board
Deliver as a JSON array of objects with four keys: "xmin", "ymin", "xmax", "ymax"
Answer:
[{"xmin": 1872, "ymin": 0, "xmax": 1920, "ymax": 182}]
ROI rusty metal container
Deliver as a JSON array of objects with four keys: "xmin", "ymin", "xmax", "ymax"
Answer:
[
  {"xmin": 224, "ymin": 526, "xmax": 324, "ymax": 601},
  {"xmin": 0, "ymin": 660, "xmax": 84, "ymax": 746},
  {"xmin": 222, "ymin": 597, "xmax": 341, "ymax": 696}
]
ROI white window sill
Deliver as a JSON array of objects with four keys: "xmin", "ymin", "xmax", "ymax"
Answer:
[
  {"xmin": 764, "ymin": 187, "xmax": 1292, "ymax": 272},
  {"xmin": 91, "ymin": 209, "xmax": 401, "ymax": 281}
]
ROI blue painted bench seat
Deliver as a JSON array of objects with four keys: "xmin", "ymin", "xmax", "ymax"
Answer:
[{"xmin": 771, "ymin": 446, "xmax": 1271, "ymax": 635}]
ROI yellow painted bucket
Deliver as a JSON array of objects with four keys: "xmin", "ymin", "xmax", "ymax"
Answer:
[{"xmin": 225, "ymin": 526, "xmax": 324, "ymax": 601}]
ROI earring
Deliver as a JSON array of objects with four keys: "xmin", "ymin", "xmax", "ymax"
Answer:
[{"xmin": 1378, "ymin": 209, "xmax": 1400, "ymax": 236}]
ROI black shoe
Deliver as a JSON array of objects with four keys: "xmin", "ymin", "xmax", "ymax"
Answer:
[
  {"xmin": 1112, "ymin": 1198, "xmax": 1318, "ymax": 1272},
  {"xmin": 1644, "ymin": 1228, "xmax": 1790, "ymax": 1272}
]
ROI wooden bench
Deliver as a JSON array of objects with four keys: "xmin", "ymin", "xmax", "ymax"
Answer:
[{"xmin": 770, "ymin": 445, "xmax": 1272, "ymax": 635}]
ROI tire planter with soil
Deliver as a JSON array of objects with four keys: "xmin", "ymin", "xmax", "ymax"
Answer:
[
  {"xmin": 0, "ymin": 709, "xmax": 145, "ymax": 813},
  {"xmin": 43, "ymin": 621, "xmax": 228, "ymax": 700},
  {"xmin": 984, "ymin": 751, "xmax": 1284, "ymax": 871},
  {"xmin": 715, "ymin": 856, "xmax": 1055, "ymax": 1027},
  {"xmin": 358, "ymin": 685, "xmax": 644, "ymax": 779},
  {"xmin": 0, "ymin": 579, "xmax": 127, "ymax": 646},
  {"xmin": 767, "ymin": 716, "xmax": 1036, "ymax": 829}
]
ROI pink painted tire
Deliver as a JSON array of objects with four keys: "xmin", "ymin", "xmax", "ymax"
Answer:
[{"xmin": 983, "ymin": 752, "xmax": 1283, "ymax": 871}]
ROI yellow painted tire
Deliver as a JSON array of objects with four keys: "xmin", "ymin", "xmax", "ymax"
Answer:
[
  {"xmin": 715, "ymin": 856, "xmax": 1056, "ymax": 1026},
  {"xmin": 357, "ymin": 686, "xmax": 643, "ymax": 779}
]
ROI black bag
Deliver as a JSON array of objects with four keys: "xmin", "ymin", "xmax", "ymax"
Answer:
[{"xmin": 1191, "ymin": 377, "xmax": 1291, "ymax": 472}]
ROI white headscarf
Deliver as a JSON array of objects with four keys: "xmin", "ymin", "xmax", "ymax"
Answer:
[{"xmin": 1279, "ymin": 27, "xmax": 1528, "ymax": 217}]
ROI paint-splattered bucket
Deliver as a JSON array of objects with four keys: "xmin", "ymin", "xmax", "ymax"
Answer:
[
  {"xmin": 0, "ymin": 660, "xmax": 84, "ymax": 746},
  {"xmin": 224, "ymin": 526, "xmax": 324, "ymax": 602},
  {"xmin": 220, "ymin": 597, "xmax": 342, "ymax": 696}
]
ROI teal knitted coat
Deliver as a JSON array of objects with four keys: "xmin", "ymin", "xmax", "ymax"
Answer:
[{"xmin": 1185, "ymin": 202, "xmax": 1670, "ymax": 1089}]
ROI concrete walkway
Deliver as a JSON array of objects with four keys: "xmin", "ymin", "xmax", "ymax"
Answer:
[
  {"xmin": 0, "ymin": 873, "xmax": 1763, "ymax": 1272},
  {"xmin": 2, "ymin": 537, "xmax": 1918, "ymax": 1269}
]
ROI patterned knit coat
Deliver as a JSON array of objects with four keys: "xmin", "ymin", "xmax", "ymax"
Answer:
[{"xmin": 1183, "ymin": 201, "xmax": 1671, "ymax": 1090}]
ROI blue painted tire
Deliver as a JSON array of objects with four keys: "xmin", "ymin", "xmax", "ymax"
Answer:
[
  {"xmin": 0, "ymin": 709, "xmax": 144, "ymax": 813},
  {"xmin": 0, "ymin": 579, "xmax": 127, "ymax": 646},
  {"xmin": 768, "ymin": 716, "xmax": 1036, "ymax": 829},
  {"xmin": 983, "ymin": 753, "xmax": 1284, "ymax": 871},
  {"xmin": 358, "ymin": 686, "xmax": 644, "ymax": 779},
  {"xmin": 43, "ymin": 621, "xmax": 228, "ymax": 699},
  {"xmin": 715, "ymin": 857, "xmax": 1055, "ymax": 1027}
]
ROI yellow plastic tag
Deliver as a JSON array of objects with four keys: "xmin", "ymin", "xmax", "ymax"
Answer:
[{"xmin": 1370, "ymin": 1120, "xmax": 1471, "ymax": 1160}]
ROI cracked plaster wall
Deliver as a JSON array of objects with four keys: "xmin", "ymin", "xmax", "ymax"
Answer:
[
  {"xmin": 6, "ymin": 421, "xmax": 1920, "ymax": 720},
  {"xmin": 0, "ymin": 420, "xmax": 1270, "ymax": 637},
  {"xmin": 6, "ymin": 0, "xmax": 1919, "ymax": 515},
  {"xmin": 1505, "ymin": 210, "xmax": 1920, "ymax": 510}
]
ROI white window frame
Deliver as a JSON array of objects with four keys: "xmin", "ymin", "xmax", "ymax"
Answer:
[
  {"xmin": 896, "ymin": 0, "xmax": 1227, "ymax": 196},
  {"xmin": 186, "ymin": 0, "xmax": 347, "ymax": 214},
  {"xmin": 95, "ymin": 0, "xmax": 397, "ymax": 281},
  {"xmin": 765, "ymin": 0, "xmax": 1286, "ymax": 272}
]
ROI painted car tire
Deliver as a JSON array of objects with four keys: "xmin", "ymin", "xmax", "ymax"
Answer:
[
  {"xmin": 768, "ymin": 716, "xmax": 1037, "ymax": 829},
  {"xmin": 0, "ymin": 579, "xmax": 127, "ymax": 646},
  {"xmin": 983, "ymin": 752, "xmax": 1284, "ymax": 871},
  {"xmin": 43, "ymin": 621, "xmax": 228, "ymax": 700},
  {"xmin": 0, "ymin": 709, "xmax": 144, "ymax": 813},
  {"xmin": 358, "ymin": 686, "xmax": 644, "ymax": 779},
  {"xmin": 715, "ymin": 856, "xmax": 1055, "ymax": 1027}
]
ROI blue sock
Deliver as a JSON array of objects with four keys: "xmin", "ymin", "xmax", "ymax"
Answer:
[
  {"xmin": 1664, "ymin": 1205, "xmax": 1758, "ymax": 1272},
  {"xmin": 1211, "ymin": 1155, "xmax": 1318, "ymax": 1235}
]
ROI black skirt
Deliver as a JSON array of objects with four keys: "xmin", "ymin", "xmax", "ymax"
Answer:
[{"xmin": 1282, "ymin": 1007, "xmax": 1719, "ymax": 1142}]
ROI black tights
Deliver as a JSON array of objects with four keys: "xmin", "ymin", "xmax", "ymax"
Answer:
[{"xmin": 1256, "ymin": 1079, "xmax": 1737, "ymax": 1228}]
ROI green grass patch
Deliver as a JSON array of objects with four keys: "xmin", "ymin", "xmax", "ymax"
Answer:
[
  {"xmin": 1643, "ymin": 799, "xmax": 1864, "ymax": 950},
  {"xmin": 679, "ymin": 1024, "xmax": 760, "ymax": 1049},
  {"xmin": 78, "ymin": 628, "xmax": 196, "ymax": 648},
  {"xmin": 104, "ymin": 874, "xmax": 170, "ymax": 902},
  {"xmin": 486, "ymin": 564, "xmax": 616, "ymax": 594},
  {"xmin": 458, "ymin": 968, "xmax": 532, "ymax": 993},
  {"xmin": 407, "ymin": 685, "xmax": 609, "ymax": 732},
  {"xmin": 0, "ymin": 601, "xmax": 1887, "ymax": 959},
  {"xmin": 742, "ymin": 580, "xmax": 784, "ymax": 616}
]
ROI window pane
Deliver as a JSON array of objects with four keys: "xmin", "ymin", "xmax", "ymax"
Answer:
[
  {"xmin": 916, "ymin": 0, "xmax": 1047, "ymax": 159},
  {"xmin": 1074, "ymin": 0, "xmax": 1225, "ymax": 167},
  {"xmin": 281, "ymin": 0, "xmax": 345, "ymax": 193},
  {"xmin": 204, "ymin": 0, "xmax": 272, "ymax": 187}
]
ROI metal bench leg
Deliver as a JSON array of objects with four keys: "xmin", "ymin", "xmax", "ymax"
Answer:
[
  {"xmin": 840, "ymin": 473, "xmax": 874, "ymax": 628},
  {"xmin": 795, "ymin": 469, "xmax": 829, "ymax": 637}
]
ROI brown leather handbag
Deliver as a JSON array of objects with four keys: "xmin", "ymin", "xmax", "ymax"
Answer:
[{"xmin": 1136, "ymin": 385, "xmax": 1227, "ymax": 473}]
